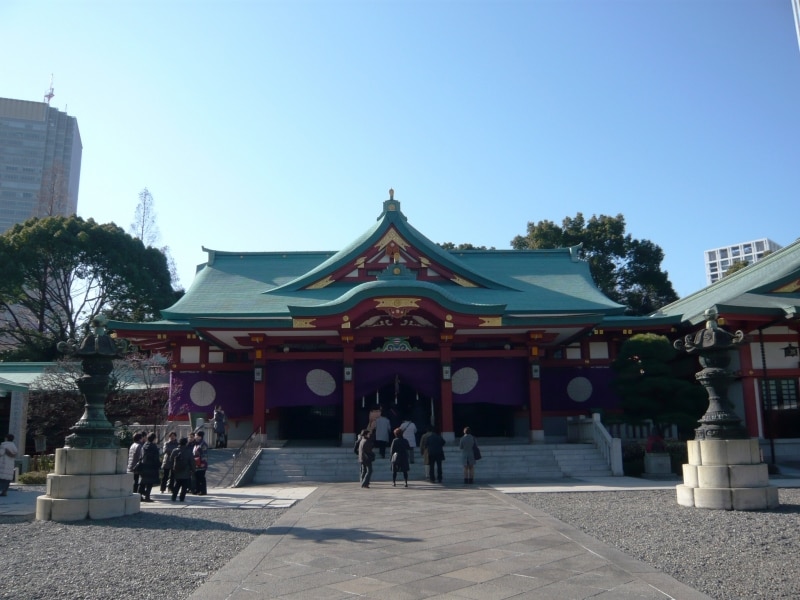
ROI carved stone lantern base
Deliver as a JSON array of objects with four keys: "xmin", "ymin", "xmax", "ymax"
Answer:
[
  {"xmin": 676, "ymin": 439, "xmax": 778, "ymax": 510},
  {"xmin": 36, "ymin": 448, "xmax": 140, "ymax": 521}
]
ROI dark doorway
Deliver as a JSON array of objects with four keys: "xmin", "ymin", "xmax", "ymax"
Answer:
[
  {"xmin": 453, "ymin": 403, "xmax": 515, "ymax": 438},
  {"xmin": 355, "ymin": 382, "xmax": 432, "ymax": 444},
  {"xmin": 279, "ymin": 405, "xmax": 341, "ymax": 444}
]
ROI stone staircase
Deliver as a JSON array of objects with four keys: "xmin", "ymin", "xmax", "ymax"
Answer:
[{"xmin": 249, "ymin": 442, "xmax": 613, "ymax": 485}]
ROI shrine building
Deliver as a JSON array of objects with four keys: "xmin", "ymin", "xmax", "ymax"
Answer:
[{"xmin": 107, "ymin": 192, "xmax": 800, "ymax": 450}]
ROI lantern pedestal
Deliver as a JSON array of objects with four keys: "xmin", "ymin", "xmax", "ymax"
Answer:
[
  {"xmin": 676, "ymin": 439, "xmax": 778, "ymax": 510},
  {"xmin": 36, "ymin": 448, "xmax": 140, "ymax": 522}
]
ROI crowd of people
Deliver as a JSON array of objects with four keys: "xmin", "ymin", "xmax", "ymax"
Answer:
[{"xmin": 126, "ymin": 427, "xmax": 209, "ymax": 502}]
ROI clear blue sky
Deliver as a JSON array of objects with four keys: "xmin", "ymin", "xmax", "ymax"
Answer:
[{"xmin": 3, "ymin": 0, "xmax": 799, "ymax": 298}]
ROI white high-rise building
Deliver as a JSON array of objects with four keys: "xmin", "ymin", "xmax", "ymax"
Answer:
[
  {"xmin": 0, "ymin": 96, "xmax": 82, "ymax": 234},
  {"xmin": 704, "ymin": 239, "xmax": 782, "ymax": 285}
]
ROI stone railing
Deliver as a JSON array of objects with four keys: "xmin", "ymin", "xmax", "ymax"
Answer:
[{"xmin": 591, "ymin": 413, "xmax": 623, "ymax": 476}]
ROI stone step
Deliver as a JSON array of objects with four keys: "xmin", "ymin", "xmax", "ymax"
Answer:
[{"xmin": 249, "ymin": 443, "xmax": 613, "ymax": 484}]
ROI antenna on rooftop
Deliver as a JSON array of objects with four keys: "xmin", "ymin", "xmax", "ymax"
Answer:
[{"xmin": 43, "ymin": 74, "xmax": 55, "ymax": 105}]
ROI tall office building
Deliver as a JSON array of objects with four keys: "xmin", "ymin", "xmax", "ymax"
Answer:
[
  {"xmin": 0, "ymin": 96, "xmax": 82, "ymax": 234},
  {"xmin": 704, "ymin": 238, "xmax": 782, "ymax": 285}
]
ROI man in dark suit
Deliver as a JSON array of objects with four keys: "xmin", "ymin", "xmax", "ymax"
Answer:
[{"xmin": 419, "ymin": 426, "xmax": 446, "ymax": 483}]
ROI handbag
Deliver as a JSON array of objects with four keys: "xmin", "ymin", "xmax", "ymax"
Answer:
[
  {"xmin": 472, "ymin": 443, "xmax": 482, "ymax": 461},
  {"xmin": 390, "ymin": 452, "xmax": 398, "ymax": 464}
]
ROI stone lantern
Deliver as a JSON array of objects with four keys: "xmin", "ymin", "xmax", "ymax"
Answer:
[
  {"xmin": 36, "ymin": 315, "xmax": 140, "ymax": 521},
  {"xmin": 674, "ymin": 309, "xmax": 778, "ymax": 510}
]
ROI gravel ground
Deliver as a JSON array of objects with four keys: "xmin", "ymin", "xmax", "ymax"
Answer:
[
  {"xmin": 3, "ymin": 486, "xmax": 798, "ymax": 600},
  {"xmin": 0, "ymin": 499, "xmax": 287, "ymax": 600},
  {"xmin": 513, "ymin": 488, "xmax": 800, "ymax": 600}
]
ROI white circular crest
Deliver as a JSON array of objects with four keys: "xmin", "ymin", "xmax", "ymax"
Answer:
[
  {"xmin": 306, "ymin": 368, "xmax": 336, "ymax": 396},
  {"xmin": 190, "ymin": 381, "xmax": 216, "ymax": 407},
  {"xmin": 451, "ymin": 367, "xmax": 479, "ymax": 395},
  {"xmin": 567, "ymin": 376, "xmax": 593, "ymax": 403}
]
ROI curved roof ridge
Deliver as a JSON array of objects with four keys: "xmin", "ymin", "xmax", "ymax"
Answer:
[{"xmin": 267, "ymin": 196, "xmax": 514, "ymax": 293}]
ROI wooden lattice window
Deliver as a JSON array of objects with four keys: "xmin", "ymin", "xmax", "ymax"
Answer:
[{"xmin": 761, "ymin": 378, "xmax": 799, "ymax": 410}]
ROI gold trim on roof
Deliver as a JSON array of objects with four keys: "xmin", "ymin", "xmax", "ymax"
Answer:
[
  {"xmin": 375, "ymin": 297, "xmax": 421, "ymax": 310},
  {"xmin": 479, "ymin": 316, "xmax": 502, "ymax": 327},
  {"xmin": 306, "ymin": 276, "xmax": 334, "ymax": 289},
  {"xmin": 292, "ymin": 318, "xmax": 317, "ymax": 329},
  {"xmin": 375, "ymin": 229, "xmax": 410, "ymax": 252},
  {"xmin": 420, "ymin": 257, "xmax": 430, "ymax": 267},
  {"xmin": 355, "ymin": 257, "xmax": 366, "ymax": 267},
  {"xmin": 774, "ymin": 279, "xmax": 800, "ymax": 293},
  {"xmin": 451, "ymin": 275, "xmax": 478, "ymax": 288}
]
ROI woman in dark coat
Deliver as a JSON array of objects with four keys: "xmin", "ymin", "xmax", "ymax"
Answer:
[
  {"xmin": 389, "ymin": 427, "xmax": 411, "ymax": 488},
  {"xmin": 138, "ymin": 432, "xmax": 161, "ymax": 502}
]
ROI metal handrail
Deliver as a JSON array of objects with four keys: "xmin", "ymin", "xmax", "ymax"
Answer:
[{"xmin": 228, "ymin": 428, "xmax": 266, "ymax": 488}]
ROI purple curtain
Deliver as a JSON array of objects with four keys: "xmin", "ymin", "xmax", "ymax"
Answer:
[
  {"xmin": 170, "ymin": 372, "xmax": 252, "ymax": 418},
  {"xmin": 451, "ymin": 358, "xmax": 528, "ymax": 406},
  {"xmin": 540, "ymin": 366, "xmax": 619, "ymax": 411},
  {"xmin": 265, "ymin": 361, "xmax": 342, "ymax": 407},
  {"xmin": 353, "ymin": 359, "xmax": 439, "ymax": 399}
]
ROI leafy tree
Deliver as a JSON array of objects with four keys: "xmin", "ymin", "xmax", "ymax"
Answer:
[
  {"xmin": 0, "ymin": 216, "xmax": 180, "ymax": 361},
  {"xmin": 723, "ymin": 260, "xmax": 750, "ymax": 278},
  {"xmin": 439, "ymin": 242, "xmax": 495, "ymax": 250},
  {"xmin": 129, "ymin": 187, "xmax": 180, "ymax": 287},
  {"xmin": 511, "ymin": 213, "xmax": 678, "ymax": 314},
  {"xmin": 611, "ymin": 333, "xmax": 707, "ymax": 438}
]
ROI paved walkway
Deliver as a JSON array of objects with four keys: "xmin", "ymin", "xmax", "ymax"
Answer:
[{"xmin": 4, "ymin": 474, "xmax": 800, "ymax": 599}]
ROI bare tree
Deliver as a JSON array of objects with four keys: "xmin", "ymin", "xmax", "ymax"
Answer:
[
  {"xmin": 129, "ymin": 188, "xmax": 181, "ymax": 287},
  {"xmin": 37, "ymin": 162, "xmax": 71, "ymax": 218},
  {"xmin": 130, "ymin": 188, "xmax": 160, "ymax": 247}
]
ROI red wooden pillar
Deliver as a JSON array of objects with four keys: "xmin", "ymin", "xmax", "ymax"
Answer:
[
  {"xmin": 252, "ymin": 345, "xmax": 267, "ymax": 432},
  {"xmin": 528, "ymin": 365, "xmax": 544, "ymax": 442},
  {"xmin": 737, "ymin": 345, "xmax": 761, "ymax": 437},
  {"xmin": 439, "ymin": 338, "xmax": 454, "ymax": 438},
  {"xmin": 342, "ymin": 343, "xmax": 355, "ymax": 436},
  {"xmin": 527, "ymin": 336, "xmax": 545, "ymax": 442}
]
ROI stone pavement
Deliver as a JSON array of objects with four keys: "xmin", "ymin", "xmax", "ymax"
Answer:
[
  {"xmin": 4, "ymin": 474, "xmax": 800, "ymax": 599},
  {"xmin": 187, "ymin": 479, "xmax": 712, "ymax": 600}
]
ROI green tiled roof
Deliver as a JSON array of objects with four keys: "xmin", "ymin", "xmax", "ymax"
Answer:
[{"xmin": 147, "ymin": 200, "xmax": 625, "ymax": 327}]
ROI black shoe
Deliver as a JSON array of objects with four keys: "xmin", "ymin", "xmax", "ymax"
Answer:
[
  {"xmin": 171, "ymin": 496, "xmax": 177, "ymax": 501},
  {"xmin": 404, "ymin": 482, "xmax": 408, "ymax": 487},
  {"xmin": 142, "ymin": 498, "xmax": 154, "ymax": 503}
]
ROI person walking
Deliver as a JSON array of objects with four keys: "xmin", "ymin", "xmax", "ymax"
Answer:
[
  {"xmin": 0, "ymin": 434, "xmax": 18, "ymax": 496},
  {"xmin": 372, "ymin": 411, "xmax": 392, "ymax": 459},
  {"xmin": 389, "ymin": 427, "xmax": 411, "ymax": 487},
  {"xmin": 193, "ymin": 430, "xmax": 209, "ymax": 495},
  {"xmin": 400, "ymin": 417, "xmax": 417, "ymax": 463},
  {"xmin": 160, "ymin": 431, "xmax": 179, "ymax": 493},
  {"xmin": 138, "ymin": 432, "xmax": 161, "ymax": 502},
  {"xmin": 212, "ymin": 406, "xmax": 228, "ymax": 448},
  {"xmin": 357, "ymin": 429, "xmax": 375, "ymax": 488},
  {"xmin": 458, "ymin": 426, "xmax": 477, "ymax": 484},
  {"xmin": 420, "ymin": 426, "xmax": 445, "ymax": 483},
  {"xmin": 168, "ymin": 437, "xmax": 195, "ymax": 502},
  {"xmin": 127, "ymin": 432, "xmax": 144, "ymax": 494}
]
